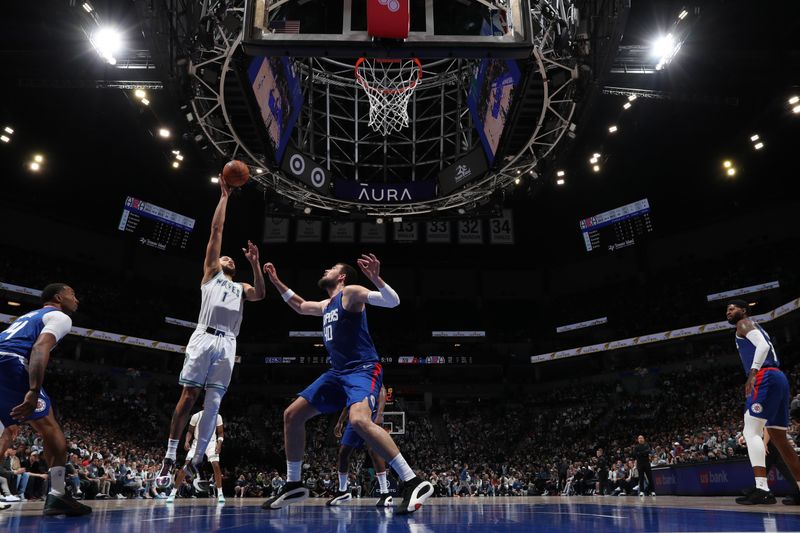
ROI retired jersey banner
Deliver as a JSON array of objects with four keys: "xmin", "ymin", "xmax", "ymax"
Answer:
[
  {"xmin": 296, "ymin": 220, "xmax": 323, "ymax": 242},
  {"xmin": 263, "ymin": 217, "xmax": 290, "ymax": 243},
  {"xmin": 329, "ymin": 221, "xmax": 356, "ymax": 243}
]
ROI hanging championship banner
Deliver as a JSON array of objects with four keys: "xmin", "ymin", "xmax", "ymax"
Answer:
[
  {"xmin": 329, "ymin": 221, "xmax": 356, "ymax": 243},
  {"xmin": 263, "ymin": 217, "xmax": 290, "ymax": 243},
  {"xmin": 360, "ymin": 222, "xmax": 387, "ymax": 243},
  {"xmin": 296, "ymin": 220, "xmax": 323, "ymax": 242}
]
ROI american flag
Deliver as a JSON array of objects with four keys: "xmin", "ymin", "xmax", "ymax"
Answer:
[{"xmin": 269, "ymin": 20, "xmax": 300, "ymax": 34}]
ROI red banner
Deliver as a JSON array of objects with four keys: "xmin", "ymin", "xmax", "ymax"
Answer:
[{"xmin": 367, "ymin": 0, "xmax": 410, "ymax": 39}]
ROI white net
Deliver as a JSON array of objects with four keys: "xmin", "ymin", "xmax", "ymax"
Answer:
[{"xmin": 355, "ymin": 58, "xmax": 422, "ymax": 136}]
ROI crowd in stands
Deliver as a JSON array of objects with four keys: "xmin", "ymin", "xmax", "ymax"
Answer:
[{"xmin": 4, "ymin": 341, "xmax": 799, "ymax": 503}]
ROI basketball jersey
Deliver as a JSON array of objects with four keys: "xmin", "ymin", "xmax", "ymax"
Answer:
[
  {"xmin": 189, "ymin": 410, "xmax": 223, "ymax": 438},
  {"xmin": 198, "ymin": 270, "xmax": 244, "ymax": 336},
  {"xmin": 322, "ymin": 292, "xmax": 379, "ymax": 371},
  {"xmin": 0, "ymin": 307, "xmax": 70, "ymax": 360},
  {"xmin": 735, "ymin": 322, "xmax": 779, "ymax": 375}
]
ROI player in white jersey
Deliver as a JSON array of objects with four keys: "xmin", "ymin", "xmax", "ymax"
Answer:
[
  {"xmin": 167, "ymin": 410, "xmax": 225, "ymax": 503},
  {"xmin": 157, "ymin": 177, "xmax": 265, "ymax": 491}
]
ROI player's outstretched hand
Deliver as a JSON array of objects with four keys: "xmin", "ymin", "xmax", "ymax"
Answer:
[
  {"xmin": 263, "ymin": 262, "xmax": 280, "ymax": 284},
  {"xmin": 219, "ymin": 173, "xmax": 232, "ymax": 197},
  {"xmin": 10, "ymin": 391, "xmax": 38, "ymax": 422},
  {"xmin": 184, "ymin": 441, "xmax": 192, "ymax": 452},
  {"xmin": 357, "ymin": 253, "xmax": 381, "ymax": 282},
  {"xmin": 243, "ymin": 240, "xmax": 260, "ymax": 265}
]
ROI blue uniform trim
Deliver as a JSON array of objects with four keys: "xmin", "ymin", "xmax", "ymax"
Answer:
[{"xmin": 735, "ymin": 323, "xmax": 779, "ymax": 375}]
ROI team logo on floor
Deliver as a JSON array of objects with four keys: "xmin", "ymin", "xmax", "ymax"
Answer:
[
  {"xmin": 751, "ymin": 402, "xmax": 763, "ymax": 414},
  {"xmin": 35, "ymin": 398, "xmax": 46, "ymax": 413}
]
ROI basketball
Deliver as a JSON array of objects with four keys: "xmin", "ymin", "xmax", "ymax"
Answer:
[{"xmin": 222, "ymin": 160, "xmax": 250, "ymax": 188}]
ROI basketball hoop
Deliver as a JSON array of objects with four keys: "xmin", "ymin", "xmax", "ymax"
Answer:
[{"xmin": 355, "ymin": 57, "xmax": 422, "ymax": 136}]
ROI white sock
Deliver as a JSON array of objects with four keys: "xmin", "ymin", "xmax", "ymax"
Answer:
[
  {"xmin": 166, "ymin": 439, "xmax": 179, "ymax": 461},
  {"xmin": 756, "ymin": 477, "xmax": 769, "ymax": 491},
  {"xmin": 338, "ymin": 472, "xmax": 349, "ymax": 492},
  {"xmin": 169, "ymin": 488, "xmax": 177, "ymax": 497},
  {"xmin": 388, "ymin": 454, "xmax": 415, "ymax": 482},
  {"xmin": 287, "ymin": 460, "xmax": 302, "ymax": 483},
  {"xmin": 48, "ymin": 466, "xmax": 66, "ymax": 496},
  {"xmin": 377, "ymin": 471, "xmax": 389, "ymax": 494}
]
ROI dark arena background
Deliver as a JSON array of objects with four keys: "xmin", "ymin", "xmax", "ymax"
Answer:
[{"xmin": 1, "ymin": 0, "xmax": 800, "ymax": 531}]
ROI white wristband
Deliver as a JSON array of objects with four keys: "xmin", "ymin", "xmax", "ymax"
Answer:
[
  {"xmin": 216, "ymin": 437, "xmax": 224, "ymax": 442},
  {"xmin": 281, "ymin": 289, "xmax": 295, "ymax": 302}
]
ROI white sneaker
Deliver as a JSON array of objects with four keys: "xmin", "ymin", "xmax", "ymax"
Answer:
[
  {"xmin": 166, "ymin": 489, "xmax": 177, "ymax": 504},
  {"xmin": 116, "ymin": 494, "xmax": 126, "ymax": 500},
  {"xmin": 2, "ymin": 495, "xmax": 21, "ymax": 502},
  {"xmin": 218, "ymin": 492, "xmax": 226, "ymax": 504}
]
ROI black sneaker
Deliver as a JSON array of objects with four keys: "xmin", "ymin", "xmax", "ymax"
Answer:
[
  {"xmin": 261, "ymin": 481, "xmax": 309, "ymax": 510},
  {"xmin": 156, "ymin": 458, "xmax": 175, "ymax": 489},
  {"xmin": 740, "ymin": 486, "xmax": 758, "ymax": 497},
  {"xmin": 325, "ymin": 491, "xmax": 352, "ymax": 506},
  {"xmin": 43, "ymin": 493, "xmax": 92, "ymax": 516},
  {"xmin": 182, "ymin": 462, "xmax": 206, "ymax": 492},
  {"xmin": 735, "ymin": 488, "xmax": 777, "ymax": 505},
  {"xmin": 783, "ymin": 494, "xmax": 800, "ymax": 505},
  {"xmin": 376, "ymin": 493, "xmax": 393, "ymax": 507},
  {"xmin": 396, "ymin": 477, "xmax": 434, "ymax": 515}
]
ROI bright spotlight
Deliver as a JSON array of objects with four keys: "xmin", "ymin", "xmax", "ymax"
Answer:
[
  {"xmin": 623, "ymin": 102, "xmax": 632, "ymax": 110},
  {"xmin": 91, "ymin": 27, "xmax": 123, "ymax": 64},
  {"xmin": 4, "ymin": 126, "xmax": 13, "ymax": 134},
  {"xmin": 789, "ymin": 96, "xmax": 799, "ymax": 105},
  {"xmin": 628, "ymin": 95, "xmax": 637, "ymax": 102},
  {"xmin": 608, "ymin": 125, "xmax": 618, "ymax": 133},
  {"xmin": 210, "ymin": 176, "xmax": 219, "ymax": 184},
  {"xmin": 793, "ymin": 105, "xmax": 800, "ymax": 114},
  {"xmin": 556, "ymin": 178, "xmax": 565, "ymax": 186},
  {"xmin": 176, "ymin": 154, "xmax": 184, "ymax": 161},
  {"xmin": 514, "ymin": 178, "xmax": 521, "ymax": 185},
  {"xmin": 256, "ymin": 168, "xmax": 264, "ymax": 174},
  {"xmin": 750, "ymin": 134, "xmax": 759, "ymax": 142},
  {"xmin": 0, "ymin": 135, "xmax": 9, "ymax": 143},
  {"xmin": 754, "ymin": 142, "xmax": 764, "ymax": 150},
  {"xmin": 34, "ymin": 154, "xmax": 44, "ymax": 163},
  {"xmin": 134, "ymin": 89, "xmax": 146, "ymax": 99},
  {"xmin": 652, "ymin": 33, "xmax": 680, "ymax": 70},
  {"xmin": 589, "ymin": 157, "xmax": 598, "ymax": 164},
  {"xmin": 172, "ymin": 161, "xmax": 180, "ymax": 168},
  {"xmin": 82, "ymin": 2, "xmax": 93, "ymax": 12},
  {"xmin": 141, "ymin": 98, "xmax": 150, "ymax": 106},
  {"xmin": 593, "ymin": 153, "xmax": 600, "ymax": 158},
  {"xmin": 592, "ymin": 165, "xmax": 600, "ymax": 172},
  {"xmin": 159, "ymin": 128, "xmax": 170, "ymax": 138},
  {"xmin": 457, "ymin": 208, "xmax": 466, "ymax": 215},
  {"xmin": 678, "ymin": 9, "xmax": 688, "ymax": 20},
  {"xmin": 29, "ymin": 162, "xmax": 40, "ymax": 172},
  {"xmin": 303, "ymin": 207, "xmax": 312, "ymax": 215},
  {"xmin": 556, "ymin": 170, "xmax": 565, "ymax": 177},
  {"xmin": 376, "ymin": 218, "xmax": 384, "ymax": 225},
  {"xmin": 726, "ymin": 168, "xmax": 736, "ymax": 176},
  {"xmin": 723, "ymin": 160, "xmax": 732, "ymax": 169}
]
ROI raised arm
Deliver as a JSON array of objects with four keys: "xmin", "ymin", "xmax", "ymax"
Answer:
[
  {"xmin": 343, "ymin": 254, "xmax": 400, "ymax": 311},
  {"xmin": 262, "ymin": 262, "xmax": 327, "ymax": 316},
  {"xmin": 240, "ymin": 241, "xmax": 266, "ymax": 302},
  {"xmin": 202, "ymin": 178, "xmax": 232, "ymax": 284}
]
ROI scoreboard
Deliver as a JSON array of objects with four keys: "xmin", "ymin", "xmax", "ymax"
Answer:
[
  {"xmin": 579, "ymin": 198, "xmax": 653, "ymax": 252},
  {"xmin": 118, "ymin": 197, "xmax": 195, "ymax": 251}
]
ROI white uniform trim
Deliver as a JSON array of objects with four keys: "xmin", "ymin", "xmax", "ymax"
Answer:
[{"xmin": 41, "ymin": 311, "xmax": 72, "ymax": 342}]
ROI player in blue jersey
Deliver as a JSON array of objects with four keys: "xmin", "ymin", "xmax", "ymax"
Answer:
[
  {"xmin": 0, "ymin": 284, "xmax": 91, "ymax": 516},
  {"xmin": 260, "ymin": 255, "xmax": 433, "ymax": 514},
  {"xmin": 727, "ymin": 299, "xmax": 800, "ymax": 505},
  {"xmin": 326, "ymin": 385, "xmax": 392, "ymax": 507}
]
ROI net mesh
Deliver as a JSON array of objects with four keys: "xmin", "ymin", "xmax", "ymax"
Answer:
[{"xmin": 355, "ymin": 58, "xmax": 422, "ymax": 136}]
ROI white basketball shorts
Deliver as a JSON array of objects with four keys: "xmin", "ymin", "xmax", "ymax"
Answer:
[{"xmin": 178, "ymin": 329, "xmax": 236, "ymax": 392}]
